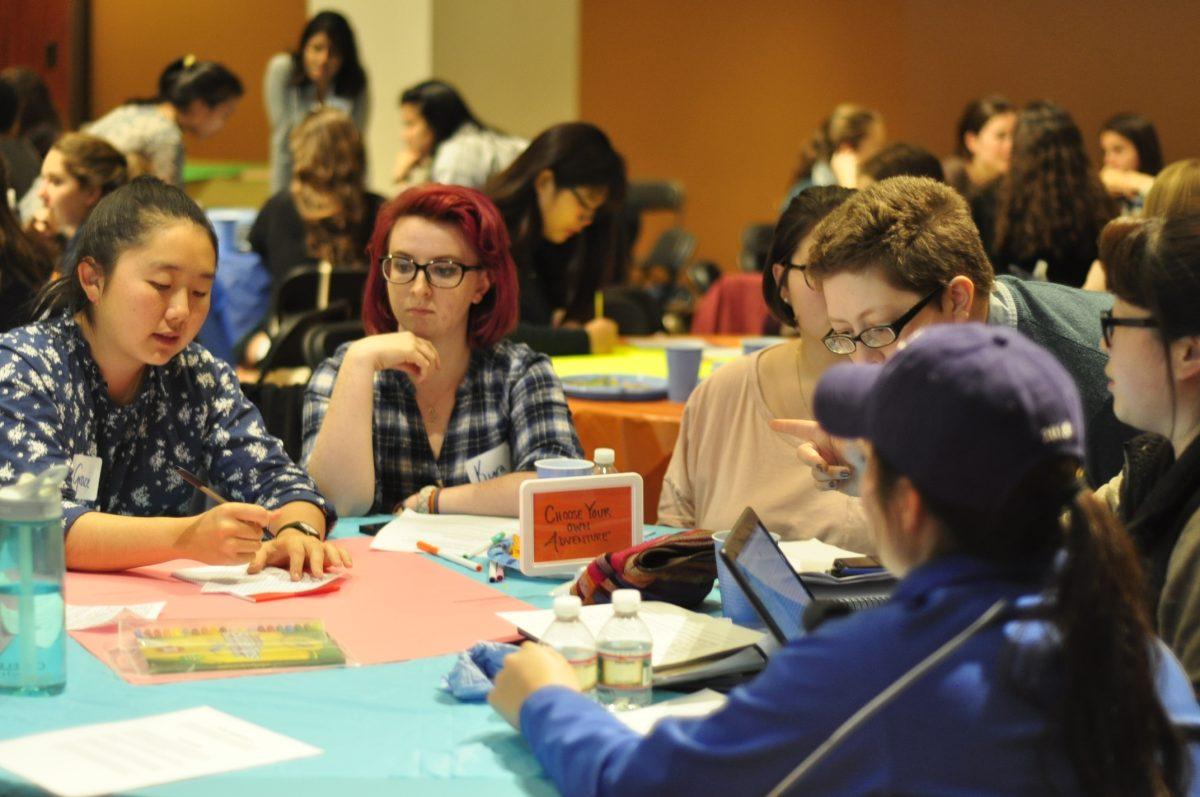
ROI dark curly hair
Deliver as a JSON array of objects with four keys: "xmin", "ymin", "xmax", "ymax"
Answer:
[{"xmin": 992, "ymin": 101, "xmax": 1115, "ymax": 285}]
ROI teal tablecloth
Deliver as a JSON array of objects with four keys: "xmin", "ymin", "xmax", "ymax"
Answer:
[{"xmin": 0, "ymin": 517, "xmax": 605, "ymax": 796}]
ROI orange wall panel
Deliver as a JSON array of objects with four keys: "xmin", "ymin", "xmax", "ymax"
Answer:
[{"xmin": 90, "ymin": 0, "xmax": 307, "ymax": 161}]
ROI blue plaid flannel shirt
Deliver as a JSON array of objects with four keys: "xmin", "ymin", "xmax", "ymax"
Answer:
[{"xmin": 302, "ymin": 339, "xmax": 582, "ymax": 513}]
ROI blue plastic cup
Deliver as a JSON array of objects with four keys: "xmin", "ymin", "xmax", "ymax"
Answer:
[
  {"xmin": 742, "ymin": 337, "xmax": 782, "ymax": 355},
  {"xmin": 665, "ymin": 342, "xmax": 705, "ymax": 403},
  {"xmin": 535, "ymin": 458, "xmax": 595, "ymax": 478},
  {"xmin": 712, "ymin": 529, "xmax": 781, "ymax": 628}
]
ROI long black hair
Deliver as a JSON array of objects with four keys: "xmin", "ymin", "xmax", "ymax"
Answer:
[
  {"xmin": 486, "ymin": 122, "xmax": 627, "ymax": 321},
  {"xmin": 1102, "ymin": 112, "xmax": 1164, "ymax": 176},
  {"xmin": 36, "ymin": 176, "xmax": 216, "ymax": 319},
  {"xmin": 875, "ymin": 452, "xmax": 1188, "ymax": 796},
  {"xmin": 762, "ymin": 186, "xmax": 854, "ymax": 327},
  {"xmin": 131, "ymin": 56, "xmax": 243, "ymax": 110},
  {"xmin": 290, "ymin": 11, "xmax": 366, "ymax": 98},
  {"xmin": 0, "ymin": 155, "xmax": 54, "ymax": 294},
  {"xmin": 399, "ymin": 80, "xmax": 486, "ymax": 153}
]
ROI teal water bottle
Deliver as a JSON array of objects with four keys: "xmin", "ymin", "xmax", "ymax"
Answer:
[{"xmin": 0, "ymin": 464, "xmax": 68, "ymax": 696}]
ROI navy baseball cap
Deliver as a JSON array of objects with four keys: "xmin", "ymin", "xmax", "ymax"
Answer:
[{"xmin": 813, "ymin": 323, "xmax": 1085, "ymax": 515}]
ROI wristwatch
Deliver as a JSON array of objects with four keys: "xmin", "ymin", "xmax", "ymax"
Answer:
[{"xmin": 275, "ymin": 520, "xmax": 322, "ymax": 541}]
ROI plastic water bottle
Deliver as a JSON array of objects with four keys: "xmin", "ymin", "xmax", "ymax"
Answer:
[
  {"xmin": 593, "ymin": 448, "xmax": 618, "ymax": 475},
  {"xmin": 596, "ymin": 589, "xmax": 653, "ymax": 710},
  {"xmin": 541, "ymin": 595, "xmax": 597, "ymax": 692},
  {"xmin": 0, "ymin": 465, "xmax": 68, "ymax": 696}
]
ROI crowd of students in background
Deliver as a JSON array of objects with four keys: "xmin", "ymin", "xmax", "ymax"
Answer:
[{"xmin": 5, "ymin": 7, "xmax": 1200, "ymax": 795}]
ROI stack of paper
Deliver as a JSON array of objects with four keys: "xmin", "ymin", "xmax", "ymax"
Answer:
[
  {"xmin": 66, "ymin": 602, "xmax": 165, "ymax": 631},
  {"xmin": 498, "ymin": 601, "xmax": 764, "ymax": 671},
  {"xmin": 369, "ymin": 509, "xmax": 519, "ymax": 556},
  {"xmin": 172, "ymin": 566, "xmax": 342, "ymax": 602},
  {"xmin": 778, "ymin": 538, "xmax": 863, "ymax": 574}
]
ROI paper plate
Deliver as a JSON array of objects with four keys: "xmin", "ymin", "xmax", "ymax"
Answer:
[{"xmin": 560, "ymin": 374, "xmax": 669, "ymax": 401}]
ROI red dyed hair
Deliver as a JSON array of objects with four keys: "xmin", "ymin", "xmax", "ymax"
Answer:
[{"xmin": 361, "ymin": 184, "xmax": 519, "ymax": 347}]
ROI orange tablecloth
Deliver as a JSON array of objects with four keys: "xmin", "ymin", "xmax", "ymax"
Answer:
[{"xmin": 567, "ymin": 397, "xmax": 685, "ymax": 523}]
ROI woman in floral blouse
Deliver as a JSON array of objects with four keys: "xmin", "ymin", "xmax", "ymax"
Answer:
[
  {"xmin": 0, "ymin": 176, "xmax": 348, "ymax": 578},
  {"xmin": 302, "ymin": 184, "xmax": 582, "ymax": 517}
]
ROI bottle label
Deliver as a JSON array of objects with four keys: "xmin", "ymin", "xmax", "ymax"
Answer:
[
  {"xmin": 567, "ymin": 653, "xmax": 598, "ymax": 691},
  {"xmin": 600, "ymin": 650, "xmax": 650, "ymax": 688}
]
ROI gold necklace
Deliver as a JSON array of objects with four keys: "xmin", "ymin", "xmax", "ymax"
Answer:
[{"xmin": 417, "ymin": 380, "xmax": 459, "ymax": 424}]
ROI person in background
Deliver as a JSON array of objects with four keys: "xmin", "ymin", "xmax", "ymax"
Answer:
[
  {"xmin": 941, "ymin": 94, "xmax": 1016, "ymax": 198},
  {"xmin": 1084, "ymin": 159, "xmax": 1200, "ymax": 292},
  {"xmin": 0, "ymin": 78, "xmax": 40, "ymax": 198},
  {"xmin": 487, "ymin": 122, "xmax": 626, "ymax": 356},
  {"xmin": 972, "ymin": 101, "xmax": 1115, "ymax": 287},
  {"xmin": 1095, "ymin": 213, "xmax": 1200, "ymax": 691},
  {"xmin": 1100, "ymin": 112, "xmax": 1164, "ymax": 215},
  {"xmin": 783, "ymin": 104, "xmax": 884, "ymax": 206},
  {"xmin": 0, "ymin": 66, "xmax": 62, "ymax": 162},
  {"xmin": 26, "ymin": 133, "xmax": 128, "ymax": 260},
  {"xmin": 392, "ymin": 80, "xmax": 526, "ymax": 190},
  {"xmin": 856, "ymin": 142, "xmax": 944, "ymax": 188},
  {"xmin": 0, "ymin": 156, "xmax": 54, "ymax": 331},
  {"xmin": 779, "ymin": 176, "xmax": 1131, "ymax": 487},
  {"xmin": 0, "ymin": 176, "xmax": 347, "ymax": 577},
  {"xmin": 302, "ymin": 184, "xmax": 582, "ymax": 517},
  {"xmin": 86, "ymin": 55, "xmax": 243, "ymax": 186},
  {"xmin": 489, "ymin": 322, "xmax": 1200, "ymax": 797},
  {"xmin": 264, "ymin": 11, "xmax": 368, "ymax": 194},
  {"xmin": 658, "ymin": 186, "xmax": 871, "ymax": 551},
  {"xmin": 250, "ymin": 108, "xmax": 382, "ymax": 285}
]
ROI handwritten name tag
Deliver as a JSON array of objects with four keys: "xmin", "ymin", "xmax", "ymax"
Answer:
[
  {"xmin": 69, "ymin": 454, "xmax": 102, "ymax": 502},
  {"xmin": 466, "ymin": 443, "xmax": 512, "ymax": 484}
]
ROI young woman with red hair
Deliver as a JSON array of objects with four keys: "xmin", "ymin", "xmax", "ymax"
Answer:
[{"xmin": 301, "ymin": 184, "xmax": 582, "ymax": 517}]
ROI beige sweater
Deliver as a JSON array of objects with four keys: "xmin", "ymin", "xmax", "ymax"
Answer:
[{"xmin": 657, "ymin": 347, "xmax": 873, "ymax": 552}]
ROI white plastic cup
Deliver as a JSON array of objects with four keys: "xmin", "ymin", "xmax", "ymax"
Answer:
[
  {"xmin": 535, "ymin": 458, "xmax": 595, "ymax": 478},
  {"xmin": 665, "ymin": 342, "xmax": 705, "ymax": 403}
]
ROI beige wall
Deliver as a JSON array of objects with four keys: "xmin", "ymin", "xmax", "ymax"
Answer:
[
  {"xmin": 432, "ymin": 0, "xmax": 579, "ymax": 139},
  {"xmin": 580, "ymin": 0, "xmax": 1200, "ymax": 271}
]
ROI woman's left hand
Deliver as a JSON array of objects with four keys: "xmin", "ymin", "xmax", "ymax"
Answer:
[
  {"xmin": 248, "ymin": 529, "xmax": 354, "ymax": 580},
  {"xmin": 488, "ymin": 642, "xmax": 581, "ymax": 730}
]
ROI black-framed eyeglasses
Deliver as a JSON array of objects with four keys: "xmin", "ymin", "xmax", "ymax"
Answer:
[
  {"xmin": 568, "ymin": 186, "xmax": 606, "ymax": 215},
  {"xmin": 780, "ymin": 261, "xmax": 813, "ymax": 290},
  {"xmin": 823, "ymin": 286, "xmax": 943, "ymax": 355},
  {"xmin": 380, "ymin": 254, "xmax": 484, "ymax": 289},
  {"xmin": 1100, "ymin": 309, "xmax": 1158, "ymax": 347}
]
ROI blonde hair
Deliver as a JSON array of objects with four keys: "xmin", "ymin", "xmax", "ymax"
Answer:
[
  {"xmin": 53, "ymin": 132, "xmax": 129, "ymax": 196},
  {"xmin": 288, "ymin": 108, "xmax": 368, "ymax": 266},
  {"xmin": 1144, "ymin": 159, "xmax": 1200, "ymax": 218}
]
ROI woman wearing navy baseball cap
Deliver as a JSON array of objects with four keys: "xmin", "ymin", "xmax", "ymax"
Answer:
[{"xmin": 487, "ymin": 323, "xmax": 1199, "ymax": 797}]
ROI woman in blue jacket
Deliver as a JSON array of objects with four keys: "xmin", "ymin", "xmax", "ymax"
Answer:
[{"xmin": 489, "ymin": 323, "xmax": 1200, "ymax": 796}]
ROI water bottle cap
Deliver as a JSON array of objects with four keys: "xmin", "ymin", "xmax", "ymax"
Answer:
[
  {"xmin": 0, "ymin": 464, "xmax": 67, "ymax": 521},
  {"xmin": 612, "ymin": 589, "xmax": 641, "ymax": 612},
  {"xmin": 553, "ymin": 594, "xmax": 582, "ymax": 619},
  {"xmin": 593, "ymin": 448, "xmax": 615, "ymax": 465}
]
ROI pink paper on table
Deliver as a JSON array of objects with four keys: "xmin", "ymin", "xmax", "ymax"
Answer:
[{"xmin": 66, "ymin": 537, "xmax": 528, "ymax": 684}]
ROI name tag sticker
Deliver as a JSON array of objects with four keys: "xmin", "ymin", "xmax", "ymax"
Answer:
[
  {"xmin": 69, "ymin": 454, "xmax": 103, "ymax": 502},
  {"xmin": 466, "ymin": 443, "xmax": 512, "ymax": 484}
]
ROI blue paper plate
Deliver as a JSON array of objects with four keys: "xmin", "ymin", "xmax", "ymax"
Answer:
[{"xmin": 560, "ymin": 374, "xmax": 669, "ymax": 401}]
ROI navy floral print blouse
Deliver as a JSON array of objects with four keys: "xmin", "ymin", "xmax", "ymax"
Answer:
[{"xmin": 0, "ymin": 315, "xmax": 332, "ymax": 532}]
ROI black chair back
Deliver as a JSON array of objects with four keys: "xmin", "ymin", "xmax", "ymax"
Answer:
[
  {"xmin": 302, "ymin": 319, "xmax": 366, "ymax": 370},
  {"xmin": 739, "ymin": 224, "xmax": 776, "ymax": 272},
  {"xmin": 641, "ymin": 227, "xmax": 697, "ymax": 281},
  {"xmin": 602, "ymin": 286, "xmax": 663, "ymax": 335},
  {"xmin": 272, "ymin": 264, "xmax": 369, "ymax": 325}
]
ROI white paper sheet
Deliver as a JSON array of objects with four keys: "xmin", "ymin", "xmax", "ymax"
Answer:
[
  {"xmin": 370, "ymin": 509, "xmax": 519, "ymax": 555},
  {"xmin": 616, "ymin": 689, "xmax": 728, "ymax": 735},
  {"xmin": 778, "ymin": 538, "xmax": 863, "ymax": 574},
  {"xmin": 66, "ymin": 601, "xmax": 165, "ymax": 631},
  {"xmin": 498, "ymin": 601, "xmax": 763, "ymax": 670},
  {"xmin": 172, "ymin": 565, "xmax": 342, "ymax": 600},
  {"xmin": 0, "ymin": 706, "xmax": 321, "ymax": 797}
]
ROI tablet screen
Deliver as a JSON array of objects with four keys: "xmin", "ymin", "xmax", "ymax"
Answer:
[{"xmin": 734, "ymin": 521, "xmax": 810, "ymax": 642}]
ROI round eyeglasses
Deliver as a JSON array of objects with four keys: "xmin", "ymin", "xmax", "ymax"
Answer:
[
  {"xmin": 822, "ymin": 287, "xmax": 943, "ymax": 355},
  {"xmin": 380, "ymin": 255, "xmax": 484, "ymax": 289}
]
